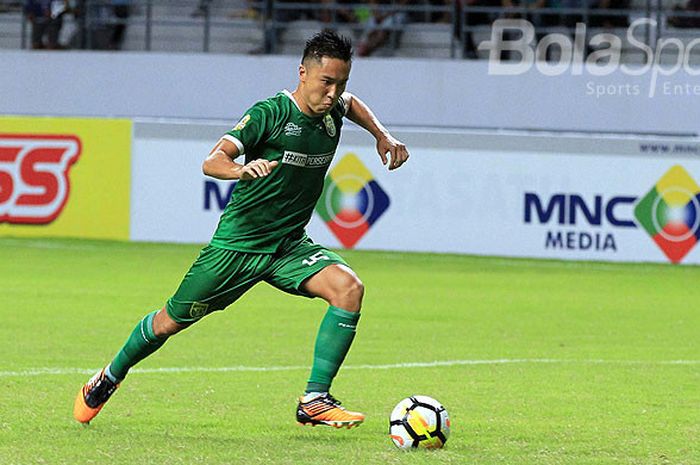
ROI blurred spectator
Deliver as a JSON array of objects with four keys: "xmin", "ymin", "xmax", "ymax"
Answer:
[
  {"xmin": 191, "ymin": 0, "xmax": 211, "ymax": 17},
  {"xmin": 109, "ymin": 0, "xmax": 130, "ymax": 49},
  {"xmin": 454, "ymin": 0, "xmax": 501, "ymax": 59},
  {"xmin": 502, "ymin": 0, "xmax": 560, "ymax": 27},
  {"xmin": 24, "ymin": 0, "xmax": 70, "ymax": 49},
  {"xmin": 497, "ymin": 0, "xmax": 565, "ymax": 60},
  {"xmin": 356, "ymin": 0, "xmax": 409, "ymax": 57},
  {"xmin": 227, "ymin": 0, "xmax": 262, "ymax": 19},
  {"xmin": 589, "ymin": 0, "xmax": 629, "ymax": 28},
  {"xmin": 668, "ymin": 0, "xmax": 700, "ymax": 28},
  {"xmin": 428, "ymin": 0, "xmax": 451, "ymax": 23},
  {"xmin": 0, "ymin": 1, "xmax": 23, "ymax": 13},
  {"xmin": 253, "ymin": 0, "xmax": 328, "ymax": 53},
  {"xmin": 319, "ymin": 0, "xmax": 362, "ymax": 24},
  {"xmin": 559, "ymin": 0, "xmax": 585, "ymax": 28},
  {"xmin": 273, "ymin": 0, "xmax": 325, "ymax": 22},
  {"xmin": 526, "ymin": 0, "xmax": 563, "ymax": 46}
]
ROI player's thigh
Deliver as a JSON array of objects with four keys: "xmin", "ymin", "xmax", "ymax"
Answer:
[
  {"xmin": 166, "ymin": 246, "xmax": 268, "ymax": 324},
  {"xmin": 265, "ymin": 239, "xmax": 349, "ymax": 298}
]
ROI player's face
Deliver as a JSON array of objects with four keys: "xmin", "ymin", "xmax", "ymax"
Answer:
[{"xmin": 299, "ymin": 57, "xmax": 351, "ymax": 116}]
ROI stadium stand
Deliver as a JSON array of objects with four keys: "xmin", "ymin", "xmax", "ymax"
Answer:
[{"xmin": 0, "ymin": 0, "xmax": 698, "ymax": 63}]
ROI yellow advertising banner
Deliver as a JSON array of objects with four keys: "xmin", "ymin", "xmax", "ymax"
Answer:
[{"xmin": 0, "ymin": 117, "xmax": 131, "ymax": 240}]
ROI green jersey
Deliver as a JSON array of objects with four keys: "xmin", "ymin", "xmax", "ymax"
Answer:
[{"xmin": 210, "ymin": 90, "xmax": 349, "ymax": 253}]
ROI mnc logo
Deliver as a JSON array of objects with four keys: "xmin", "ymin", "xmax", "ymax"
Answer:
[
  {"xmin": 524, "ymin": 165, "xmax": 700, "ymax": 263},
  {"xmin": 315, "ymin": 153, "xmax": 390, "ymax": 248},
  {"xmin": 524, "ymin": 193, "xmax": 636, "ymax": 252},
  {"xmin": 634, "ymin": 165, "xmax": 700, "ymax": 263}
]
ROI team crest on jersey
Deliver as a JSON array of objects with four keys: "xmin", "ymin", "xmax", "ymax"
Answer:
[
  {"xmin": 284, "ymin": 122, "xmax": 303, "ymax": 137},
  {"xmin": 189, "ymin": 302, "xmax": 209, "ymax": 319},
  {"xmin": 234, "ymin": 114, "xmax": 251, "ymax": 131},
  {"xmin": 323, "ymin": 114, "xmax": 336, "ymax": 137}
]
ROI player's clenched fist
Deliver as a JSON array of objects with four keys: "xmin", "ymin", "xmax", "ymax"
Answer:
[
  {"xmin": 239, "ymin": 159, "xmax": 279, "ymax": 180},
  {"xmin": 376, "ymin": 135, "xmax": 409, "ymax": 171}
]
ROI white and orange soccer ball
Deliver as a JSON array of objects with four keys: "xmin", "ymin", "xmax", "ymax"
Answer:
[{"xmin": 389, "ymin": 395, "xmax": 450, "ymax": 450}]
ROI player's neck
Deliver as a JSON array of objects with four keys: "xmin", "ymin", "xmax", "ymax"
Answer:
[{"xmin": 291, "ymin": 88, "xmax": 323, "ymax": 118}]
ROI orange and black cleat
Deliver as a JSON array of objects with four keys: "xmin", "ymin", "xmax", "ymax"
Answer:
[
  {"xmin": 296, "ymin": 392, "xmax": 365, "ymax": 429},
  {"xmin": 73, "ymin": 368, "xmax": 119, "ymax": 424}
]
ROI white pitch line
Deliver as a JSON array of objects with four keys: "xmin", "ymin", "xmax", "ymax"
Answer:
[
  {"xmin": 1, "ymin": 358, "xmax": 698, "ymax": 378},
  {"xmin": 0, "ymin": 239, "xmax": 103, "ymax": 251}
]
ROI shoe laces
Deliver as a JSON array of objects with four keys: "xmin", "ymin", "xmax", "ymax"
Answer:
[
  {"xmin": 322, "ymin": 393, "xmax": 343, "ymax": 408},
  {"xmin": 84, "ymin": 371, "xmax": 117, "ymax": 408}
]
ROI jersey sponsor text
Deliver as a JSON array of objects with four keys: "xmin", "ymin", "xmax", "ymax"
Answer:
[{"xmin": 282, "ymin": 151, "xmax": 334, "ymax": 168}]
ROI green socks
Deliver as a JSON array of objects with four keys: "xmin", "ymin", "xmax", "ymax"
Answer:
[
  {"xmin": 305, "ymin": 306, "xmax": 360, "ymax": 394},
  {"xmin": 107, "ymin": 310, "xmax": 168, "ymax": 382},
  {"xmin": 106, "ymin": 306, "xmax": 359, "ymax": 390}
]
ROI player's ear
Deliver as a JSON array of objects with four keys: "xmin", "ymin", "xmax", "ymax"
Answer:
[{"xmin": 299, "ymin": 64, "xmax": 306, "ymax": 83}]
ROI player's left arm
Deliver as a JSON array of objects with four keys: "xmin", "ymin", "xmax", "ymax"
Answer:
[{"xmin": 343, "ymin": 93, "xmax": 409, "ymax": 171}]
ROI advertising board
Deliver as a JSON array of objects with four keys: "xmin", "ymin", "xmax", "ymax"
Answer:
[
  {"xmin": 0, "ymin": 117, "xmax": 131, "ymax": 240},
  {"xmin": 131, "ymin": 123, "xmax": 700, "ymax": 264}
]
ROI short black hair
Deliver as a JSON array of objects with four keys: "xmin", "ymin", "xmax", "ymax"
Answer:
[{"xmin": 302, "ymin": 29, "xmax": 353, "ymax": 64}]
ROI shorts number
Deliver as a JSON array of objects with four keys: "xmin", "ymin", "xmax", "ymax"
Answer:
[{"xmin": 302, "ymin": 251, "xmax": 330, "ymax": 266}]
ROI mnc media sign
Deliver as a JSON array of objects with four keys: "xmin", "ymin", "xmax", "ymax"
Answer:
[
  {"xmin": 524, "ymin": 193, "xmax": 636, "ymax": 252},
  {"xmin": 524, "ymin": 165, "xmax": 700, "ymax": 263},
  {"xmin": 204, "ymin": 180, "xmax": 237, "ymax": 211}
]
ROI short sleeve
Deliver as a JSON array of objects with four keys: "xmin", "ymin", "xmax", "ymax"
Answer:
[
  {"xmin": 337, "ymin": 92, "xmax": 352, "ymax": 117},
  {"xmin": 223, "ymin": 101, "xmax": 274, "ymax": 155}
]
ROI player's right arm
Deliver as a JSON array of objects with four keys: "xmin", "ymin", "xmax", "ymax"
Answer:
[
  {"xmin": 203, "ymin": 102, "xmax": 278, "ymax": 181},
  {"xmin": 202, "ymin": 139, "xmax": 278, "ymax": 181}
]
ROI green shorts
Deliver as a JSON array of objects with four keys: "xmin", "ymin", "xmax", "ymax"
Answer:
[{"xmin": 166, "ymin": 236, "xmax": 348, "ymax": 324}]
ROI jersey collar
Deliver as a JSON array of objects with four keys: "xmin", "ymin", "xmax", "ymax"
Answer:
[
  {"xmin": 283, "ymin": 89, "xmax": 304, "ymax": 112},
  {"xmin": 282, "ymin": 89, "xmax": 326, "ymax": 120}
]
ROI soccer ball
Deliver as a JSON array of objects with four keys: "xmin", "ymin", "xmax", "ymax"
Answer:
[{"xmin": 389, "ymin": 395, "xmax": 450, "ymax": 450}]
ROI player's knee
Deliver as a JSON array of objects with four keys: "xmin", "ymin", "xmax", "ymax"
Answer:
[
  {"xmin": 153, "ymin": 307, "xmax": 187, "ymax": 337},
  {"xmin": 349, "ymin": 278, "xmax": 365, "ymax": 304},
  {"xmin": 337, "ymin": 274, "xmax": 364, "ymax": 311},
  {"xmin": 155, "ymin": 321, "xmax": 185, "ymax": 338}
]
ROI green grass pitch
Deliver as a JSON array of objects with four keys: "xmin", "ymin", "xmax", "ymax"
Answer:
[{"xmin": 1, "ymin": 238, "xmax": 698, "ymax": 465}]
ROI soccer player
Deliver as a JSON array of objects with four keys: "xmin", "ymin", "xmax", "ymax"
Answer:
[{"xmin": 73, "ymin": 29, "xmax": 409, "ymax": 429}]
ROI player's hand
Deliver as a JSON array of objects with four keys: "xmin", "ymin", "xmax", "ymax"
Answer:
[
  {"xmin": 239, "ymin": 159, "xmax": 279, "ymax": 180},
  {"xmin": 377, "ymin": 135, "xmax": 409, "ymax": 171}
]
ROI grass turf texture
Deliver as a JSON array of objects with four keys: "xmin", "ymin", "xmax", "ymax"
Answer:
[{"xmin": 0, "ymin": 238, "xmax": 698, "ymax": 465}]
